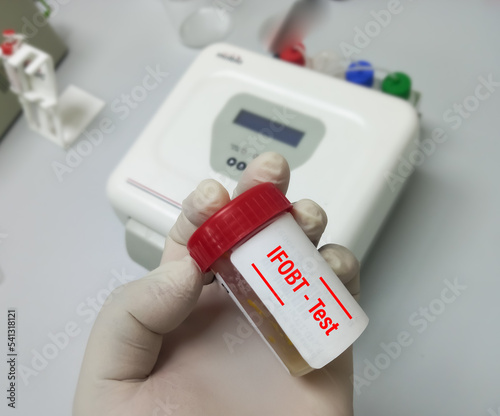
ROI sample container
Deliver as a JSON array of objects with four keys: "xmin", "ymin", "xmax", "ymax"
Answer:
[
  {"xmin": 160, "ymin": 0, "xmax": 234, "ymax": 48},
  {"xmin": 187, "ymin": 183, "xmax": 369, "ymax": 376}
]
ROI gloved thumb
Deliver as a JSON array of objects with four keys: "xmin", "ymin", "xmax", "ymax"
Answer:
[{"xmin": 74, "ymin": 256, "xmax": 203, "ymax": 386}]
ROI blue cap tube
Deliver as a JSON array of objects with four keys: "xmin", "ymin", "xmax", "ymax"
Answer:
[{"xmin": 345, "ymin": 60, "xmax": 374, "ymax": 87}]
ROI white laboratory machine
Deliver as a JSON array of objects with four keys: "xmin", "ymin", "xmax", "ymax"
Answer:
[{"xmin": 107, "ymin": 43, "xmax": 419, "ymax": 270}]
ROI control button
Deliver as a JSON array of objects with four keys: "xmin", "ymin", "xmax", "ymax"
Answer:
[
  {"xmin": 236, "ymin": 161, "xmax": 247, "ymax": 171},
  {"xmin": 227, "ymin": 157, "xmax": 237, "ymax": 166}
]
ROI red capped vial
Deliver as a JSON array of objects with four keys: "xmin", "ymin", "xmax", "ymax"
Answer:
[{"xmin": 188, "ymin": 183, "xmax": 369, "ymax": 376}]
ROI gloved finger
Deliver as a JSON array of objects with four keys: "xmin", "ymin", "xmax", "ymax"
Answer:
[
  {"xmin": 319, "ymin": 244, "xmax": 361, "ymax": 300},
  {"xmin": 74, "ymin": 256, "xmax": 203, "ymax": 387},
  {"xmin": 162, "ymin": 179, "xmax": 230, "ymax": 267},
  {"xmin": 232, "ymin": 152, "xmax": 290, "ymax": 198},
  {"xmin": 291, "ymin": 199, "xmax": 327, "ymax": 247}
]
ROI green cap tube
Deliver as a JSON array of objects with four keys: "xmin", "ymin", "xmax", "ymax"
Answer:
[{"xmin": 382, "ymin": 72, "xmax": 412, "ymax": 99}]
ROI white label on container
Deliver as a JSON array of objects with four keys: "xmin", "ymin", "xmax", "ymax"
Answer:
[{"xmin": 231, "ymin": 213, "xmax": 369, "ymax": 369}]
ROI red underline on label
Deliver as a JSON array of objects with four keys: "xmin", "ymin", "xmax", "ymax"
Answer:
[
  {"xmin": 251, "ymin": 263, "xmax": 284, "ymax": 306},
  {"xmin": 319, "ymin": 277, "xmax": 352, "ymax": 319}
]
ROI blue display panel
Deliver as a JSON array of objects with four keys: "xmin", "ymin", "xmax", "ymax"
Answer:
[{"xmin": 233, "ymin": 110, "xmax": 305, "ymax": 147}]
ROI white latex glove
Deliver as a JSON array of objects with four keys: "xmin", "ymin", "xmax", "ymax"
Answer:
[{"xmin": 73, "ymin": 152, "xmax": 361, "ymax": 416}]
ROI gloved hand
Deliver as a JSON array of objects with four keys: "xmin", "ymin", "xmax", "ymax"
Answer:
[{"xmin": 73, "ymin": 152, "xmax": 361, "ymax": 416}]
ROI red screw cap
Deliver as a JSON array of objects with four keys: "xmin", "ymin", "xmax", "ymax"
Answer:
[
  {"xmin": 279, "ymin": 42, "xmax": 306, "ymax": 66},
  {"xmin": 1, "ymin": 42, "xmax": 13, "ymax": 56},
  {"xmin": 187, "ymin": 183, "xmax": 292, "ymax": 272}
]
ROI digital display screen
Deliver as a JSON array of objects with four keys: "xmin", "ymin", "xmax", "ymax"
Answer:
[{"xmin": 233, "ymin": 110, "xmax": 304, "ymax": 147}]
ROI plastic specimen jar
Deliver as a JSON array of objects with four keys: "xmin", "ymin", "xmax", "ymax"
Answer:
[
  {"xmin": 187, "ymin": 183, "xmax": 369, "ymax": 376},
  {"xmin": 160, "ymin": 0, "xmax": 233, "ymax": 48}
]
